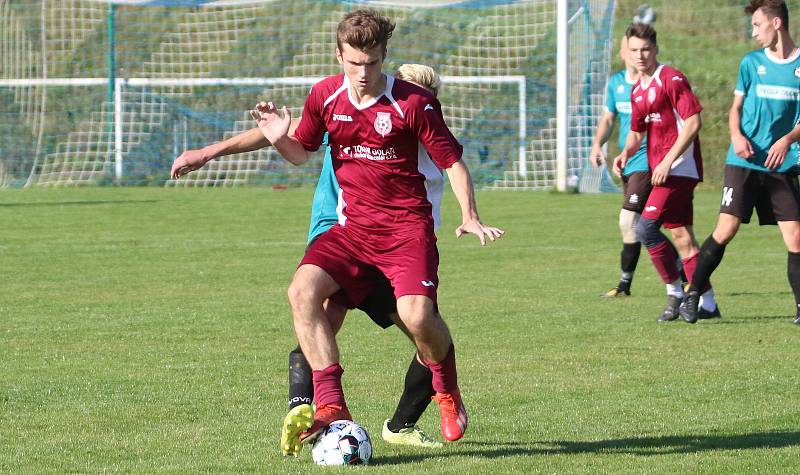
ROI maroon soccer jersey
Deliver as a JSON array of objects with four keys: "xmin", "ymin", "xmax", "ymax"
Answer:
[
  {"xmin": 293, "ymin": 74, "xmax": 462, "ymax": 234},
  {"xmin": 630, "ymin": 65, "xmax": 703, "ymax": 181}
]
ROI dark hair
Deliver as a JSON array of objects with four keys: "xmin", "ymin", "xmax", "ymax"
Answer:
[
  {"xmin": 625, "ymin": 22, "xmax": 657, "ymax": 46},
  {"xmin": 336, "ymin": 10, "xmax": 395, "ymax": 54},
  {"xmin": 745, "ymin": 0, "xmax": 789, "ymax": 30}
]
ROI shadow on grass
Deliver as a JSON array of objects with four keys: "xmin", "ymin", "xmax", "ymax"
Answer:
[
  {"xmin": 0, "ymin": 200, "xmax": 160, "ymax": 208},
  {"xmin": 713, "ymin": 315, "xmax": 794, "ymax": 324},
  {"xmin": 725, "ymin": 290, "xmax": 792, "ymax": 297},
  {"xmin": 373, "ymin": 430, "xmax": 800, "ymax": 465}
]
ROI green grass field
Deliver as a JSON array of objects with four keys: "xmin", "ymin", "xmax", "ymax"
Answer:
[{"xmin": 2, "ymin": 187, "xmax": 800, "ymax": 473}]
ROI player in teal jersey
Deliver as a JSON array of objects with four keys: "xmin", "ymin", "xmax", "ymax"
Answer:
[
  {"xmin": 171, "ymin": 64, "xmax": 449, "ymax": 453},
  {"xmin": 591, "ymin": 35, "xmax": 652, "ymax": 297},
  {"xmin": 681, "ymin": 0, "xmax": 800, "ymax": 324},
  {"xmin": 591, "ymin": 35, "xmax": 693, "ymax": 303}
]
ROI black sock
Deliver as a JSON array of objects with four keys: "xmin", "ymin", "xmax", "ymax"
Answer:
[
  {"xmin": 387, "ymin": 354, "xmax": 435, "ymax": 432},
  {"xmin": 288, "ymin": 346, "xmax": 313, "ymax": 410},
  {"xmin": 787, "ymin": 252, "xmax": 800, "ymax": 315},
  {"xmin": 619, "ymin": 242, "xmax": 641, "ymax": 292},
  {"xmin": 689, "ymin": 236, "xmax": 726, "ymax": 293}
]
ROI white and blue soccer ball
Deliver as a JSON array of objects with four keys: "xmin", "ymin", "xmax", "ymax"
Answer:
[{"xmin": 311, "ymin": 420, "xmax": 372, "ymax": 466}]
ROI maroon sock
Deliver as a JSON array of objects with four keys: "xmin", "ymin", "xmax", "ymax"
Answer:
[
  {"xmin": 312, "ymin": 363, "xmax": 345, "ymax": 406},
  {"xmin": 681, "ymin": 252, "xmax": 698, "ymax": 285},
  {"xmin": 647, "ymin": 240, "xmax": 680, "ymax": 283},
  {"xmin": 424, "ymin": 345, "xmax": 458, "ymax": 394},
  {"xmin": 681, "ymin": 252, "xmax": 711, "ymax": 293}
]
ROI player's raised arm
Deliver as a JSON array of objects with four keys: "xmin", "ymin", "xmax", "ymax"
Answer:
[
  {"xmin": 446, "ymin": 160, "xmax": 504, "ymax": 246},
  {"xmin": 171, "ymin": 117, "xmax": 304, "ymax": 179},
  {"xmin": 171, "ymin": 127, "xmax": 269, "ymax": 179},
  {"xmin": 251, "ymin": 101, "xmax": 310, "ymax": 165}
]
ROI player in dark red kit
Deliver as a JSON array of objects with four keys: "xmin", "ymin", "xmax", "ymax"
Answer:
[
  {"xmin": 613, "ymin": 22, "xmax": 718, "ymax": 323},
  {"xmin": 251, "ymin": 9, "xmax": 503, "ymax": 449}
]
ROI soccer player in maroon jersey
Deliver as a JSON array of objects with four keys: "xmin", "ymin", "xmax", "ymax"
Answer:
[
  {"xmin": 613, "ymin": 22, "xmax": 717, "ymax": 323},
  {"xmin": 251, "ymin": 10, "xmax": 503, "ymax": 446}
]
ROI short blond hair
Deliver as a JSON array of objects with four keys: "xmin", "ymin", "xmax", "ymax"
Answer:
[{"xmin": 395, "ymin": 64, "xmax": 441, "ymax": 97}]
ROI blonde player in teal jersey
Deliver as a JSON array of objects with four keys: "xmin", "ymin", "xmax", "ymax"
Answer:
[
  {"xmin": 171, "ymin": 64, "xmax": 449, "ymax": 454},
  {"xmin": 681, "ymin": 0, "xmax": 800, "ymax": 324}
]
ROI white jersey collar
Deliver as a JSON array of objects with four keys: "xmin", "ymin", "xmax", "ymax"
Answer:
[
  {"xmin": 638, "ymin": 64, "xmax": 663, "ymax": 90},
  {"xmin": 763, "ymin": 47, "xmax": 800, "ymax": 64},
  {"xmin": 345, "ymin": 74, "xmax": 391, "ymax": 110}
]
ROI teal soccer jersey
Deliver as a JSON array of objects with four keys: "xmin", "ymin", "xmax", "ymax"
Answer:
[
  {"xmin": 307, "ymin": 134, "xmax": 340, "ymax": 244},
  {"xmin": 727, "ymin": 48, "xmax": 800, "ymax": 173},
  {"xmin": 605, "ymin": 70, "xmax": 648, "ymax": 176}
]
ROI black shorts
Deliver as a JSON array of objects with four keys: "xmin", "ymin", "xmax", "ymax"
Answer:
[
  {"xmin": 719, "ymin": 165, "xmax": 800, "ymax": 225},
  {"xmin": 621, "ymin": 171, "xmax": 652, "ymax": 213},
  {"xmin": 356, "ymin": 275, "xmax": 396, "ymax": 329}
]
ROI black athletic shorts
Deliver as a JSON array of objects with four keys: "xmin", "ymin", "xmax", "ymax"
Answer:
[
  {"xmin": 719, "ymin": 164, "xmax": 800, "ymax": 225},
  {"xmin": 621, "ymin": 171, "xmax": 652, "ymax": 213},
  {"xmin": 356, "ymin": 275, "xmax": 396, "ymax": 329}
]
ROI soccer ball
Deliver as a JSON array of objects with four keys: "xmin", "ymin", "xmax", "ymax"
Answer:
[{"xmin": 311, "ymin": 420, "xmax": 372, "ymax": 466}]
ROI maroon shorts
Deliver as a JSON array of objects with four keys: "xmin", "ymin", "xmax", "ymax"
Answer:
[
  {"xmin": 640, "ymin": 176, "xmax": 698, "ymax": 229},
  {"xmin": 299, "ymin": 224, "xmax": 439, "ymax": 309}
]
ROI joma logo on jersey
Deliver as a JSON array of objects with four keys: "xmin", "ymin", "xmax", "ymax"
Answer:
[
  {"xmin": 374, "ymin": 112, "xmax": 392, "ymax": 137},
  {"xmin": 333, "ymin": 114, "xmax": 353, "ymax": 122},
  {"xmin": 644, "ymin": 113, "xmax": 662, "ymax": 123}
]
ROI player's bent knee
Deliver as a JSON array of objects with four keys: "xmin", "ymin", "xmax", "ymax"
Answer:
[
  {"xmin": 619, "ymin": 209, "xmax": 640, "ymax": 243},
  {"xmin": 287, "ymin": 281, "xmax": 323, "ymax": 315},
  {"xmin": 635, "ymin": 217, "xmax": 664, "ymax": 247}
]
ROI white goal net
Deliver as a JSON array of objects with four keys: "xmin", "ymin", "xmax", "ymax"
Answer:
[{"xmin": 0, "ymin": 0, "xmax": 617, "ymax": 190}]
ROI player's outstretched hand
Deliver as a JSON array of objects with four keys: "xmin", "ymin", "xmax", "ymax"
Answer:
[
  {"xmin": 251, "ymin": 101, "xmax": 291, "ymax": 145},
  {"xmin": 764, "ymin": 136, "xmax": 790, "ymax": 170},
  {"xmin": 588, "ymin": 144, "xmax": 605, "ymax": 169},
  {"xmin": 455, "ymin": 219, "xmax": 505, "ymax": 246},
  {"xmin": 171, "ymin": 148, "xmax": 208, "ymax": 179}
]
